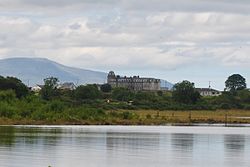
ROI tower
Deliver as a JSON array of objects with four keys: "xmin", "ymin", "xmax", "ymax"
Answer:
[{"xmin": 107, "ymin": 71, "xmax": 116, "ymax": 87}]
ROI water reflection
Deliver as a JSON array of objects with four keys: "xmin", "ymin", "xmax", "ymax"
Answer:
[
  {"xmin": 224, "ymin": 134, "xmax": 246, "ymax": 167},
  {"xmin": 0, "ymin": 126, "xmax": 64, "ymax": 147},
  {"xmin": 0, "ymin": 126, "xmax": 15, "ymax": 146},
  {"xmin": 170, "ymin": 133, "xmax": 194, "ymax": 166},
  {"xmin": 106, "ymin": 132, "xmax": 160, "ymax": 150},
  {"xmin": 0, "ymin": 126, "xmax": 250, "ymax": 167},
  {"xmin": 171, "ymin": 133, "xmax": 194, "ymax": 151},
  {"xmin": 224, "ymin": 134, "xmax": 245, "ymax": 151}
]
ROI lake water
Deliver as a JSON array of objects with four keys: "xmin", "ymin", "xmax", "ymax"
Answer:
[{"xmin": 1, "ymin": 126, "xmax": 250, "ymax": 167}]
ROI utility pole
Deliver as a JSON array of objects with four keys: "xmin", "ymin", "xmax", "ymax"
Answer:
[{"xmin": 75, "ymin": 79, "xmax": 79, "ymax": 86}]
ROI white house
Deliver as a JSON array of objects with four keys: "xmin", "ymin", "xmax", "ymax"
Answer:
[
  {"xmin": 196, "ymin": 88, "xmax": 222, "ymax": 97},
  {"xmin": 31, "ymin": 85, "xmax": 43, "ymax": 92}
]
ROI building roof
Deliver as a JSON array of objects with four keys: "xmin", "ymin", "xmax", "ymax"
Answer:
[
  {"xmin": 196, "ymin": 88, "xmax": 220, "ymax": 92},
  {"xmin": 36, "ymin": 84, "xmax": 44, "ymax": 89},
  {"xmin": 108, "ymin": 71, "xmax": 160, "ymax": 81}
]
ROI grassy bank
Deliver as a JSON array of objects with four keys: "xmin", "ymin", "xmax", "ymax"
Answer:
[
  {"xmin": 1, "ymin": 109, "xmax": 250, "ymax": 125},
  {"xmin": 114, "ymin": 109, "xmax": 250, "ymax": 124}
]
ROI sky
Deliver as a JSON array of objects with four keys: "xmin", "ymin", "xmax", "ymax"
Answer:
[{"xmin": 0, "ymin": 0, "xmax": 250, "ymax": 90}]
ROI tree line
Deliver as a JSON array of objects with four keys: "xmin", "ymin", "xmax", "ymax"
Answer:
[{"xmin": 0, "ymin": 74, "xmax": 249, "ymax": 123}]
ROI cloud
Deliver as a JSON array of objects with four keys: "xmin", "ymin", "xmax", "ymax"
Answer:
[
  {"xmin": 1, "ymin": 0, "xmax": 250, "ymax": 14},
  {"xmin": 0, "ymin": 12, "xmax": 250, "ymax": 67},
  {"xmin": 0, "ymin": 0, "xmax": 249, "ymax": 89}
]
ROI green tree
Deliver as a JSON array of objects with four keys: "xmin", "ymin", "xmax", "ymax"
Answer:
[
  {"xmin": 225, "ymin": 74, "xmax": 246, "ymax": 92},
  {"xmin": 172, "ymin": 80, "xmax": 200, "ymax": 104},
  {"xmin": 215, "ymin": 91, "xmax": 241, "ymax": 109},
  {"xmin": 135, "ymin": 91, "xmax": 156, "ymax": 101},
  {"xmin": 112, "ymin": 87, "xmax": 134, "ymax": 101},
  {"xmin": 75, "ymin": 84, "xmax": 101, "ymax": 100},
  {"xmin": 40, "ymin": 77, "xmax": 59, "ymax": 100},
  {"xmin": 0, "ymin": 76, "xmax": 29, "ymax": 98},
  {"xmin": 7, "ymin": 77, "xmax": 29, "ymax": 98},
  {"xmin": 100, "ymin": 84, "xmax": 112, "ymax": 93},
  {"xmin": 238, "ymin": 89, "xmax": 250, "ymax": 103}
]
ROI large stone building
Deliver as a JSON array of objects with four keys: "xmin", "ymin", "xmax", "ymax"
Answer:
[{"xmin": 107, "ymin": 71, "xmax": 161, "ymax": 91}]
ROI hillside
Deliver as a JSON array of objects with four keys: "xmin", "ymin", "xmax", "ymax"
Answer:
[
  {"xmin": 0, "ymin": 57, "xmax": 107, "ymax": 86},
  {"xmin": 0, "ymin": 57, "xmax": 173, "ymax": 89}
]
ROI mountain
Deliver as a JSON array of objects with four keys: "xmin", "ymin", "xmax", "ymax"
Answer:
[
  {"xmin": 0, "ymin": 57, "xmax": 174, "ymax": 89},
  {"xmin": 0, "ymin": 57, "xmax": 107, "ymax": 86}
]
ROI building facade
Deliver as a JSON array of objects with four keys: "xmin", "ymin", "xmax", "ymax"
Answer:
[
  {"xmin": 107, "ymin": 71, "xmax": 161, "ymax": 91},
  {"xmin": 196, "ymin": 88, "xmax": 222, "ymax": 97}
]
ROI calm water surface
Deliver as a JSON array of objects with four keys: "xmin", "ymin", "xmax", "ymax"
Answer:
[{"xmin": 0, "ymin": 126, "xmax": 250, "ymax": 167}]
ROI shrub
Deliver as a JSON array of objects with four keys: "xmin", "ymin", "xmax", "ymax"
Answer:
[
  {"xmin": 121, "ymin": 111, "xmax": 136, "ymax": 120},
  {"xmin": 219, "ymin": 103, "xmax": 231, "ymax": 109},
  {"xmin": 112, "ymin": 88, "xmax": 134, "ymax": 101},
  {"xmin": 0, "ymin": 102, "xmax": 16, "ymax": 118},
  {"xmin": 0, "ymin": 90, "xmax": 16, "ymax": 103},
  {"xmin": 49, "ymin": 100, "xmax": 65, "ymax": 112},
  {"xmin": 31, "ymin": 111, "xmax": 47, "ymax": 120},
  {"xmin": 243, "ymin": 104, "xmax": 250, "ymax": 110},
  {"xmin": 146, "ymin": 114, "xmax": 152, "ymax": 119}
]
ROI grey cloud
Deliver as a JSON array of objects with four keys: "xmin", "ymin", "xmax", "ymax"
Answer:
[
  {"xmin": 0, "ymin": 0, "xmax": 250, "ymax": 14},
  {"xmin": 0, "ymin": 0, "xmax": 249, "ymax": 75},
  {"xmin": 122, "ymin": 0, "xmax": 250, "ymax": 14},
  {"xmin": 69, "ymin": 23, "xmax": 81, "ymax": 30},
  {"xmin": 0, "ymin": 0, "xmax": 117, "ymax": 7}
]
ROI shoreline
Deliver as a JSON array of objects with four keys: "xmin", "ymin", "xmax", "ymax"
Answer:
[
  {"xmin": 1, "ymin": 109, "xmax": 250, "ymax": 126},
  {"xmin": 1, "ymin": 123, "xmax": 250, "ymax": 127}
]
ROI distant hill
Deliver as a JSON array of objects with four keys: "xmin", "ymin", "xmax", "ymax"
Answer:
[
  {"xmin": 0, "ymin": 57, "xmax": 107, "ymax": 86},
  {"xmin": 0, "ymin": 57, "xmax": 174, "ymax": 89}
]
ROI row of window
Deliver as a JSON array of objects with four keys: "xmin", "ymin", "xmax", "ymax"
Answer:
[{"xmin": 108, "ymin": 79, "xmax": 160, "ymax": 83}]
